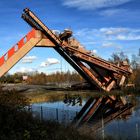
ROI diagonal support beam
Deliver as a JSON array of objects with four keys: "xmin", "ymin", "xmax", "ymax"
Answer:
[
  {"xmin": 0, "ymin": 38, "xmax": 42, "ymax": 77},
  {"xmin": 75, "ymin": 60, "xmax": 107, "ymax": 91}
]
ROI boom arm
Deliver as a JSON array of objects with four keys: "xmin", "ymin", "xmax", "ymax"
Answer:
[{"xmin": 21, "ymin": 8, "xmax": 132, "ymax": 91}]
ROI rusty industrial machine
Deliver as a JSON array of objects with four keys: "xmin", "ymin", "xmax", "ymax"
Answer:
[{"xmin": 0, "ymin": 8, "xmax": 132, "ymax": 92}]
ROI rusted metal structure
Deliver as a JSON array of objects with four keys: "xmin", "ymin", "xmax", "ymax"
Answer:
[{"xmin": 0, "ymin": 8, "xmax": 132, "ymax": 92}]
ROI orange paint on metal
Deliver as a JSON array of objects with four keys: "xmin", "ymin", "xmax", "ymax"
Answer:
[
  {"xmin": 0, "ymin": 56, "xmax": 4, "ymax": 66},
  {"xmin": 26, "ymin": 29, "xmax": 35, "ymax": 41},
  {"xmin": 18, "ymin": 38, "xmax": 24, "ymax": 49},
  {"xmin": 8, "ymin": 47, "xmax": 15, "ymax": 59}
]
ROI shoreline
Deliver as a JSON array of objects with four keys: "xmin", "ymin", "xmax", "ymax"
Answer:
[{"xmin": 1, "ymin": 83, "xmax": 137, "ymax": 103}]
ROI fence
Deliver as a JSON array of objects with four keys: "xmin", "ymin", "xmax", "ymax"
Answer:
[
  {"xmin": 27, "ymin": 105, "xmax": 140, "ymax": 140},
  {"xmin": 28, "ymin": 105, "xmax": 78, "ymax": 124}
]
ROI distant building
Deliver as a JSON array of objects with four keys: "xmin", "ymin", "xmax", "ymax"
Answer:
[{"xmin": 22, "ymin": 75, "xmax": 28, "ymax": 81}]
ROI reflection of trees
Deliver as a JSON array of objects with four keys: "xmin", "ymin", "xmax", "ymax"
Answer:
[{"xmin": 63, "ymin": 94, "xmax": 82, "ymax": 106}]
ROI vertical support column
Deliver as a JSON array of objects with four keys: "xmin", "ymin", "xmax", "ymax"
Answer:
[
  {"xmin": 56, "ymin": 108, "xmax": 59, "ymax": 121},
  {"xmin": 40, "ymin": 106, "xmax": 43, "ymax": 121},
  {"xmin": 119, "ymin": 75, "xmax": 126, "ymax": 86}
]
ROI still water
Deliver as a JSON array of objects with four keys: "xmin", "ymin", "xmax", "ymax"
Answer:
[
  {"xmin": 31, "ymin": 95, "xmax": 86, "ymax": 124},
  {"xmin": 31, "ymin": 93, "xmax": 140, "ymax": 140}
]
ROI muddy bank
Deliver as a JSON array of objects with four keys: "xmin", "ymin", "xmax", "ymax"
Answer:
[
  {"xmin": 1, "ymin": 83, "xmax": 67, "ymax": 92},
  {"xmin": 1, "ymin": 82, "xmax": 97, "ymax": 92}
]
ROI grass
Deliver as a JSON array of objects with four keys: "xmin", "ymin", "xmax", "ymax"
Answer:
[
  {"xmin": 22, "ymin": 90, "xmax": 105, "ymax": 103},
  {"xmin": 22, "ymin": 89, "xmax": 136, "ymax": 104}
]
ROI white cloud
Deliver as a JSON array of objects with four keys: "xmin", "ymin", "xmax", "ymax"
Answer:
[
  {"xmin": 82, "ymin": 41, "xmax": 97, "ymax": 45},
  {"xmin": 90, "ymin": 49, "xmax": 97, "ymax": 54},
  {"xmin": 40, "ymin": 58, "xmax": 60, "ymax": 67},
  {"xmin": 40, "ymin": 62, "xmax": 46, "ymax": 67},
  {"xmin": 103, "ymin": 28, "xmax": 140, "ymax": 41},
  {"xmin": 102, "ymin": 42, "xmax": 114, "ymax": 48},
  {"xmin": 73, "ymin": 27, "xmax": 140, "ymax": 56},
  {"xmin": 62, "ymin": 0, "xmax": 132, "ymax": 10},
  {"xmin": 75, "ymin": 27, "xmax": 140, "ymax": 42},
  {"xmin": 101, "ymin": 42, "xmax": 122, "ymax": 49},
  {"xmin": 16, "ymin": 67, "xmax": 35, "ymax": 73},
  {"xmin": 117, "ymin": 34, "xmax": 140, "ymax": 41},
  {"xmin": 52, "ymin": 30, "xmax": 60, "ymax": 35},
  {"xmin": 100, "ymin": 27, "xmax": 128, "ymax": 35},
  {"xmin": 100, "ymin": 9, "xmax": 126, "ymax": 16},
  {"xmin": 22, "ymin": 56, "xmax": 37, "ymax": 63},
  {"xmin": 100, "ymin": 8, "xmax": 140, "ymax": 20}
]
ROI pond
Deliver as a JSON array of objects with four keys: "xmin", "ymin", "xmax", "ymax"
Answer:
[
  {"xmin": 31, "ymin": 94, "xmax": 86, "ymax": 124},
  {"xmin": 30, "ymin": 92, "xmax": 140, "ymax": 140}
]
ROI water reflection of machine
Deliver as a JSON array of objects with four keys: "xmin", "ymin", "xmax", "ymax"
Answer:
[
  {"xmin": 73, "ymin": 95, "xmax": 134, "ymax": 130},
  {"xmin": 63, "ymin": 94, "xmax": 82, "ymax": 106}
]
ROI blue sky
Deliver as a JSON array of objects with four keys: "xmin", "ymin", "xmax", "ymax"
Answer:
[{"xmin": 0, "ymin": 0, "xmax": 140, "ymax": 74}]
